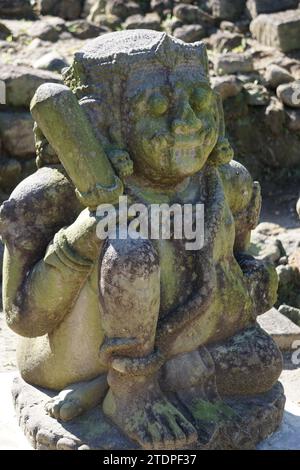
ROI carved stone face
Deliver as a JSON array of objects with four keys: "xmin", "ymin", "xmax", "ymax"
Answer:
[{"xmin": 125, "ymin": 65, "xmax": 220, "ymax": 184}]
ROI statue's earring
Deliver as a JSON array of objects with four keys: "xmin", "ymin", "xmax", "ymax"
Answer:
[
  {"xmin": 107, "ymin": 148, "xmax": 134, "ymax": 179},
  {"xmin": 34, "ymin": 123, "xmax": 59, "ymax": 169},
  {"xmin": 209, "ymin": 137, "xmax": 234, "ymax": 167},
  {"xmin": 209, "ymin": 92, "xmax": 234, "ymax": 166}
]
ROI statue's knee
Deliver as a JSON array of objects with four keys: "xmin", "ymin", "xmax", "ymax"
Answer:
[
  {"xmin": 100, "ymin": 238, "xmax": 160, "ymax": 319},
  {"xmin": 100, "ymin": 238, "xmax": 159, "ymax": 282},
  {"xmin": 210, "ymin": 325, "xmax": 283, "ymax": 396}
]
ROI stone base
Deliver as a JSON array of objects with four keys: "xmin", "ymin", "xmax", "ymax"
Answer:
[{"xmin": 12, "ymin": 376, "xmax": 285, "ymax": 450}]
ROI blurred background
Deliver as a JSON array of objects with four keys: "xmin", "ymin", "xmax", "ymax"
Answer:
[{"xmin": 0, "ymin": 1, "xmax": 300, "ymax": 376}]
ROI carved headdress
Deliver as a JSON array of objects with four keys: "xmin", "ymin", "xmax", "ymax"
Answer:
[
  {"xmin": 62, "ymin": 30, "xmax": 231, "ymax": 171},
  {"xmin": 65, "ymin": 29, "xmax": 210, "ymax": 93},
  {"xmin": 63, "ymin": 31, "xmax": 209, "ymax": 157}
]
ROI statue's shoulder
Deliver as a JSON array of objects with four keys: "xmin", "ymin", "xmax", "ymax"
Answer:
[
  {"xmin": 8, "ymin": 165, "xmax": 78, "ymax": 210},
  {"xmin": 218, "ymin": 160, "xmax": 257, "ymax": 215},
  {"xmin": 0, "ymin": 166, "xmax": 81, "ymax": 246}
]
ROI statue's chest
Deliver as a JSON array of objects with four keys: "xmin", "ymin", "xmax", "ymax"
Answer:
[{"xmin": 155, "ymin": 197, "xmax": 236, "ymax": 316}]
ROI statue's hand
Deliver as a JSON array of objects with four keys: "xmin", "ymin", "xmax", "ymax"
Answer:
[
  {"xmin": 61, "ymin": 208, "xmax": 104, "ymax": 262},
  {"xmin": 31, "ymin": 84, "xmax": 124, "ymax": 210},
  {"xmin": 235, "ymin": 253, "xmax": 278, "ymax": 316}
]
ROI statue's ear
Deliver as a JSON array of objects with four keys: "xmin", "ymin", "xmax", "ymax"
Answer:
[
  {"xmin": 209, "ymin": 93, "xmax": 234, "ymax": 167},
  {"xmin": 34, "ymin": 123, "xmax": 60, "ymax": 169},
  {"xmin": 107, "ymin": 148, "xmax": 134, "ymax": 179}
]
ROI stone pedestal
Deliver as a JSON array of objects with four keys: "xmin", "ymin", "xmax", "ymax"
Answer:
[{"xmin": 12, "ymin": 376, "xmax": 285, "ymax": 450}]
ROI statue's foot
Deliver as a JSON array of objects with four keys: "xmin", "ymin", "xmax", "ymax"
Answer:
[
  {"xmin": 174, "ymin": 388, "xmax": 251, "ymax": 449},
  {"xmin": 160, "ymin": 347, "xmax": 251, "ymax": 448},
  {"xmin": 45, "ymin": 374, "xmax": 108, "ymax": 421},
  {"xmin": 103, "ymin": 372, "xmax": 197, "ymax": 450}
]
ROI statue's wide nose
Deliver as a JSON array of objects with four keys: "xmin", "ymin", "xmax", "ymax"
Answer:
[{"xmin": 172, "ymin": 96, "xmax": 202, "ymax": 136}]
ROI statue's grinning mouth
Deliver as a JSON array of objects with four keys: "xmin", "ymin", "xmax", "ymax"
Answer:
[{"xmin": 173, "ymin": 148, "xmax": 197, "ymax": 160}]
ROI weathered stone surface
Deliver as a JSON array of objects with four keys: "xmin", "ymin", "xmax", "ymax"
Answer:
[
  {"xmin": 88, "ymin": 0, "xmax": 107, "ymax": 22},
  {"xmin": 209, "ymin": 30, "xmax": 243, "ymax": 52},
  {"xmin": 258, "ymin": 308, "xmax": 300, "ymax": 351},
  {"xmin": 264, "ymin": 97, "xmax": 285, "ymax": 135},
  {"xmin": 286, "ymin": 109, "xmax": 300, "ymax": 131},
  {"xmin": 0, "ymin": 22, "xmax": 11, "ymax": 40},
  {"xmin": 250, "ymin": 10, "xmax": 300, "ymax": 53},
  {"xmin": 211, "ymin": 0, "xmax": 246, "ymax": 21},
  {"xmin": 276, "ymin": 264, "xmax": 296, "ymax": 285},
  {"xmin": 278, "ymin": 305, "xmax": 300, "ymax": 327},
  {"xmin": 162, "ymin": 15, "xmax": 182, "ymax": 34},
  {"xmin": 289, "ymin": 249, "xmax": 300, "ymax": 275},
  {"xmin": 210, "ymin": 75, "xmax": 243, "ymax": 100},
  {"xmin": 151, "ymin": 0, "xmax": 172, "ymax": 16},
  {"xmin": 0, "ymin": 65, "xmax": 61, "ymax": 108},
  {"xmin": 277, "ymin": 82, "xmax": 300, "ymax": 109},
  {"xmin": 220, "ymin": 20, "xmax": 236, "ymax": 32},
  {"xmin": 250, "ymin": 224, "xmax": 285, "ymax": 263},
  {"xmin": 0, "ymin": 0, "xmax": 33, "ymax": 18},
  {"xmin": 37, "ymin": 0, "xmax": 83, "ymax": 20},
  {"xmin": 0, "ymin": 239, "xmax": 3, "ymax": 280},
  {"xmin": 105, "ymin": 0, "xmax": 141, "ymax": 20},
  {"xmin": 27, "ymin": 20, "xmax": 62, "ymax": 42},
  {"xmin": 123, "ymin": 13, "xmax": 161, "ymax": 31},
  {"xmin": 83, "ymin": 0, "xmax": 102, "ymax": 18},
  {"xmin": 244, "ymin": 82, "xmax": 270, "ymax": 106},
  {"xmin": 214, "ymin": 52, "xmax": 254, "ymax": 75},
  {"xmin": 88, "ymin": 12, "xmax": 121, "ymax": 28},
  {"xmin": 67, "ymin": 19, "xmax": 109, "ymax": 39},
  {"xmin": 0, "ymin": 111, "xmax": 35, "ymax": 158},
  {"xmin": 174, "ymin": 3, "xmax": 214, "ymax": 24},
  {"xmin": 173, "ymin": 24, "xmax": 206, "ymax": 42},
  {"xmin": 265, "ymin": 64, "xmax": 294, "ymax": 89},
  {"xmin": 209, "ymin": 325, "xmax": 283, "ymax": 396},
  {"xmin": 279, "ymin": 231, "xmax": 300, "ymax": 259},
  {"xmin": 33, "ymin": 52, "xmax": 68, "ymax": 73},
  {"xmin": 0, "ymin": 157, "xmax": 22, "ymax": 192},
  {"xmin": 246, "ymin": 0, "xmax": 299, "ymax": 18},
  {"xmin": 297, "ymin": 198, "xmax": 300, "ymax": 218}
]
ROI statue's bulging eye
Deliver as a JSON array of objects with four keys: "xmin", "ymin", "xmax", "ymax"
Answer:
[
  {"xmin": 191, "ymin": 87, "xmax": 212, "ymax": 112},
  {"xmin": 148, "ymin": 93, "xmax": 168, "ymax": 117}
]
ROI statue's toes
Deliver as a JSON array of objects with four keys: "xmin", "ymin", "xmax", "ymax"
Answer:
[
  {"xmin": 59, "ymin": 399, "xmax": 83, "ymax": 421},
  {"xmin": 44, "ymin": 396, "xmax": 82, "ymax": 421},
  {"xmin": 164, "ymin": 410, "xmax": 198, "ymax": 449},
  {"xmin": 134, "ymin": 427, "xmax": 154, "ymax": 450},
  {"xmin": 44, "ymin": 398, "xmax": 61, "ymax": 420},
  {"xmin": 154, "ymin": 418, "xmax": 176, "ymax": 449},
  {"xmin": 149, "ymin": 405, "xmax": 197, "ymax": 449}
]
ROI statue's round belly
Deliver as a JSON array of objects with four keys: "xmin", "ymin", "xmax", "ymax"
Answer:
[{"xmin": 17, "ymin": 265, "xmax": 106, "ymax": 390}]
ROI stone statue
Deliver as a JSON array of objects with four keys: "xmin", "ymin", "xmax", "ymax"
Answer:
[{"xmin": 0, "ymin": 30, "xmax": 284, "ymax": 450}]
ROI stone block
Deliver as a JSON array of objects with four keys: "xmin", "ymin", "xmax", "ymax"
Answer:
[
  {"xmin": 0, "ymin": 111, "xmax": 35, "ymax": 158},
  {"xmin": 0, "ymin": 65, "xmax": 61, "ymax": 108},
  {"xmin": 214, "ymin": 52, "xmax": 254, "ymax": 75},
  {"xmin": 258, "ymin": 308, "xmax": 300, "ymax": 351},
  {"xmin": 250, "ymin": 10, "xmax": 300, "ymax": 52},
  {"xmin": 0, "ymin": 0, "xmax": 33, "ymax": 18},
  {"xmin": 211, "ymin": 0, "xmax": 246, "ymax": 21},
  {"xmin": 247, "ymin": 0, "xmax": 299, "ymax": 18}
]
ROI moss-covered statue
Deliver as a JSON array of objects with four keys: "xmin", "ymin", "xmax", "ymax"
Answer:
[{"xmin": 0, "ymin": 30, "xmax": 285, "ymax": 450}]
